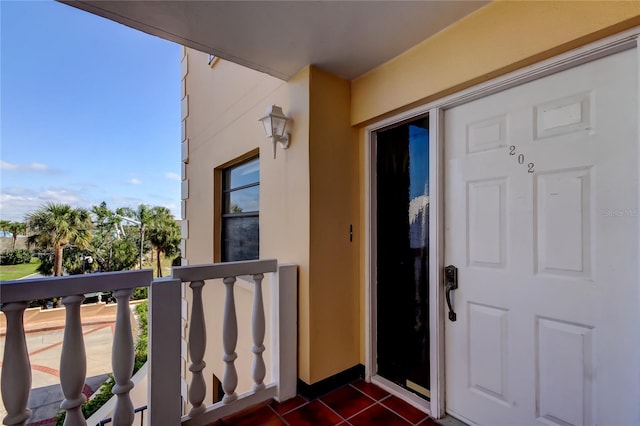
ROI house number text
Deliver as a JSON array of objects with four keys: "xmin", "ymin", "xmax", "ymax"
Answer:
[{"xmin": 509, "ymin": 145, "xmax": 534, "ymax": 174}]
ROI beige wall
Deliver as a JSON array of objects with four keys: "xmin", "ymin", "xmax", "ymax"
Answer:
[
  {"xmin": 183, "ymin": 50, "xmax": 361, "ymax": 386},
  {"xmin": 183, "ymin": 49, "xmax": 311, "ymax": 395},
  {"xmin": 352, "ymin": 0, "xmax": 640, "ymax": 125}
]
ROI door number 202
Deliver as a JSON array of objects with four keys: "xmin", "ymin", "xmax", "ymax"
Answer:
[{"xmin": 509, "ymin": 145, "xmax": 534, "ymax": 174}]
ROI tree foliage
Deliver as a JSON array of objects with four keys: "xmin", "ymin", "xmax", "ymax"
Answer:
[
  {"xmin": 17, "ymin": 202, "xmax": 179, "ymax": 277},
  {"xmin": 146, "ymin": 206, "xmax": 181, "ymax": 277},
  {"xmin": 0, "ymin": 220, "xmax": 27, "ymax": 250},
  {"xmin": 26, "ymin": 203, "xmax": 93, "ymax": 276},
  {"xmin": 91, "ymin": 202, "xmax": 140, "ymax": 272}
]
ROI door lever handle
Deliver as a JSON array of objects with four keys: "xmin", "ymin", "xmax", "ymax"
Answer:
[{"xmin": 444, "ymin": 265, "xmax": 458, "ymax": 322}]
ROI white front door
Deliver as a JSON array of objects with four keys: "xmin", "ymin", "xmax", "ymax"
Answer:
[{"xmin": 444, "ymin": 48, "xmax": 640, "ymax": 425}]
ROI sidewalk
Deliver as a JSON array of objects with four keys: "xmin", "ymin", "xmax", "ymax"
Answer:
[{"xmin": 26, "ymin": 374, "xmax": 109, "ymax": 425}]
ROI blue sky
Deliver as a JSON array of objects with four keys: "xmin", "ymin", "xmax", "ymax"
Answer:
[{"xmin": 1, "ymin": 0, "xmax": 181, "ymax": 222}]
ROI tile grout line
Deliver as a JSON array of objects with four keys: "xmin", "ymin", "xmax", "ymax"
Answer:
[
  {"xmin": 264, "ymin": 400, "xmax": 292, "ymax": 426},
  {"xmin": 317, "ymin": 398, "xmax": 349, "ymax": 424},
  {"xmin": 378, "ymin": 395, "xmax": 429, "ymax": 426},
  {"xmin": 349, "ymin": 380, "xmax": 431, "ymax": 424},
  {"xmin": 275, "ymin": 398, "xmax": 311, "ymax": 417},
  {"xmin": 347, "ymin": 383, "xmax": 379, "ymax": 403},
  {"xmin": 325, "ymin": 381, "xmax": 399, "ymax": 424},
  {"xmin": 343, "ymin": 381, "xmax": 389, "ymax": 422},
  {"xmin": 346, "ymin": 401, "xmax": 385, "ymax": 424},
  {"xmin": 342, "ymin": 400, "xmax": 379, "ymax": 422}
]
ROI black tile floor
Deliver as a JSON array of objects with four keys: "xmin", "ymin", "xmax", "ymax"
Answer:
[{"xmin": 208, "ymin": 380, "xmax": 439, "ymax": 426}]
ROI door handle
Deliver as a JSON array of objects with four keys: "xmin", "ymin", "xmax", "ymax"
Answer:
[{"xmin": 444, "ymin": 265, "xmax": 458, "ymax": 322}]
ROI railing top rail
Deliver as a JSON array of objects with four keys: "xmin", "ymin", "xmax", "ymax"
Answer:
[
  {"xmin": 0, "ymin": 269, "xmax": 154, "ymax": 304},
  {"xmin": 172, "ymin": 259, "xmax": 278, "ymax": 282}
]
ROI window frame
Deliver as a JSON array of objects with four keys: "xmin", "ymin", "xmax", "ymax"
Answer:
[{"xmin": 220, "ymin": 155, "xmax": 260, "ymax": 262}]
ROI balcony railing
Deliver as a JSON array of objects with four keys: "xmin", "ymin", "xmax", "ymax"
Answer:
[{"xmin": 0, "ymin": 259, "xmax": 297, "ymax": 426}]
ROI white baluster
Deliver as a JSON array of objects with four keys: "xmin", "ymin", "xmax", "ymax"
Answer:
[
  {"xmin": 111, "ymin": 288, "xmax": 135, "ymax": 425},
  {"xmin": 60, "ymin": 294, "xmax": 87, "ymax": 425},
  {"xmin": 222, "ymin": 276, "xmax": 238, "ymax": 403},
  {"xmin": 251, "ymin": 273, "xmax": 266, "ymax": 391},
  {"xmin": 1, "ymin": 302, "xmax": 32, "ymax": 426},
  {"xmin": 188, "ymin": 280, "xmax": 207, "ymax": 415}
]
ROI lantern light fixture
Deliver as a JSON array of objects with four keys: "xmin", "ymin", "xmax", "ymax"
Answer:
[{"xmin": 258, "ymin": 105, "xmax": 290, "ymax": 158}]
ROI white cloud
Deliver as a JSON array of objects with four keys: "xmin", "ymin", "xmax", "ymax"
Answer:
[
  {"xmin": 0, "ymin": 178, "xmax": 180, "ymax": 222},
  {"xmin": 0, "ymin": 187, "xmax": 87, "ymax": 221},
  {"xmin": 40, "ymin": 189, "xmax": 83, "ymax": 204},
  {"xmin": 127, "ymin": 178, "xmax": 142, "ymax": 185},
  {"xmin": 31, "ymin": 163, "xmax": 49, "ymax": 171},
  {"xmin": 1, "ymin": 160, "xmax": 58, "ymax": 173},
  {"xmin": 164, "ymin": 172, "xmax": 181, "ymax": 182},
  {"xmin": 1, "ymin": 161, "xmax": 19, "ymax": 170}
]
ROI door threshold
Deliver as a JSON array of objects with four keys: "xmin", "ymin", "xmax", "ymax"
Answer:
[
  {"xmin": 370, "ymin": 375, "xmax": 430, "ymax": 415},
  {"xmin": 433, "ymin": 415, "xmax": 470, "ymax": 426}
]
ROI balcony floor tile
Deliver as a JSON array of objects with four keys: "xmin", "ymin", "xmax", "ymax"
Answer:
[
  {"xmin": 348, "ymin": 403, "xmax": 412, "ymax": 426},
  {"xmin": 282, "ymin": 400, "xmax": 342, "ymax": 426},
  {"xmin": 219, "ymin": 402, "xmax": 285, "ymax": 426},
  {"xmin": 350, "ymin": 379, "xmax": 390, "ymax": 401},
  {"xmin": 380, "ymin": 395, "xmax": 429, "ymax": 424},
  {"xmin": 320, "ymin": 384, "xmax": 375, "ymax": 419},
  {"xmin": 208, "ymin": 380, "xmax": 438, "ymax": 426},
  {"xmin": 268, "ymin": 395, "xmax": 308, "ymax": 416}
]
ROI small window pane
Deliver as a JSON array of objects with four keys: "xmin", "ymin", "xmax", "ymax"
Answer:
[
  {"xmin": 223, "ymin": 216, "xmax": 259, "ymax": 261},
  {"xmin": 226, "ymin": 158, "xmax": 259, "ymax": 190},
  {"xmin": 225, "ymin": 186, "xmax": 259, "ymax": 213}
]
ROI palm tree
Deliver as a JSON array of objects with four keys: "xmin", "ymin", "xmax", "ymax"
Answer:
[
  {"xmin": 5, "ymin": 221, "xmax": 27, "ymax": 250},
  {"xmin": 26, "ymin": 203, "xmax": 93, "ymax": 276},
  {"xmin": 146, "ymin": 206, "xmax": 180, "ymax": 277},
  {"xmin": 118, "ymin": 204, "xmax": 153, "ymax": 269}
]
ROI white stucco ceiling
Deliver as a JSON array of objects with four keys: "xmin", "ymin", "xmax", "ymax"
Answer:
[{"xmin": 61, "ymin": 1, "xmax": 489, "ymax": 81}]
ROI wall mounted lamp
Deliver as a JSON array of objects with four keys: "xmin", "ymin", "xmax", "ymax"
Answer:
[{"xmin": 258, "ymin": 105, "xmax": 290, "ymax": 158}]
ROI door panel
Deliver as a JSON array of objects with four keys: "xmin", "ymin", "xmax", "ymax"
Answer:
[
  {"xmin": 444, "ymin": 49, "xmax": 640, "ymax": 425},
  {"xmin": 376, "ymin": 116, "xmax": 431, "ymax": 397}
]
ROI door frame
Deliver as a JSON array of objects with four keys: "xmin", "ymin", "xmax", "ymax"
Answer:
[{"xmin": 363, "ymin": 27, "xmax": 640, "ymax": 419}]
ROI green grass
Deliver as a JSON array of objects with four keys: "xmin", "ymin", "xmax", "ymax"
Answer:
[{"xmin": 0, "ymin": 258, "xmax": 41, "ymax": 281}]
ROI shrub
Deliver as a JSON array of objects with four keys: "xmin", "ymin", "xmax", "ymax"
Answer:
[
  {"xmin": 35, "ymin": 251, "xmax": 55, "ymax": 276},
  {"xmin": 0, "ymin": 249, "xmax": 32, "ymax": 265},
  {"xmin": 132, "ymin": 286, "xmax": 148, "ymax": 300},
  {"xmin": 55, "ymin": 376, "xmax": 115, "ymax": 426},
  {"xmin": 134, "ymin": 301, "xmax": 148, "ymax": 371}
]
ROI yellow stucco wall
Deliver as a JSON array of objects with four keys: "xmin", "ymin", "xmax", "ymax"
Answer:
[
  {"xmin": 352, "ymin": 0, "xmax": 640, "ymax": 125},
  {"xmin": 307, "ymin": 68, "xmax": 359, "ymax": 384}
]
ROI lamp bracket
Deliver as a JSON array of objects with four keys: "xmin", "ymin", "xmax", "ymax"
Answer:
[
  {"xmin": 278, "ymin": 133, "xmax": 290, "ymax": 150},
  {"xmin": 271, "ymin": 133, "xmax": 291, "ymax": 159}
]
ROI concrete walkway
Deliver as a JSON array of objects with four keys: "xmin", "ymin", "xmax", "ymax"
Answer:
[
  {"xmin": 0, "ymin": 304, "xmax": 137, "ymax": 425},
  {"xmin": 26, "ymin": 374, "xmax": 109, "ymax": 425}
]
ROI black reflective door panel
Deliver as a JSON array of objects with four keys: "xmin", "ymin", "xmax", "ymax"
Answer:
[{"xmin": 376, "ymin": 116, "xmax": 430, "ymax": 398}]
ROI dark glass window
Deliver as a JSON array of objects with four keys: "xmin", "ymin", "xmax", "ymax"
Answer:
[{"xmin": 222, "ymin": 157, "xmax": 259, "ymax": 261}]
